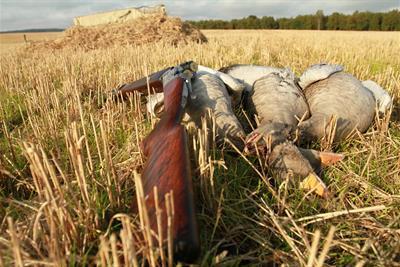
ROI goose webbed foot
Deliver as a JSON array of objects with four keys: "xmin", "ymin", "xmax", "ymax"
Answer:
[{"xmin": 299, "ymin": 172, "xmax": 330, "ymax": 198}]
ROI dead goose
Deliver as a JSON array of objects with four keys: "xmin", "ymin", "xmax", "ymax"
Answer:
[
  {"xmin": 146, "ymin": 71, "xmax": 245, "ymax": 148},
  {"xmin": 244, "ymin": 69, "xmax": 342, "ymax": 197},
  {"xmin": 245, "ymin": 68, "xmax": 309, "ymax": 153},
  {"xmin": 298, "ymin": 64, "xmax": 376, "ymax": 142},
  {"xmin": 186, "ymin": 71, "xmax": 245, "ymax": 148}
]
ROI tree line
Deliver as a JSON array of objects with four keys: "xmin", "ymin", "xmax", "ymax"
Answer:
[{"xmin": 188, "ymin": 9, "xmax": 400, "ymax": 31}]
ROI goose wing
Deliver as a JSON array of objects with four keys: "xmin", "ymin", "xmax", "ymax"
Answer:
[
  {"xmin": 362, "ymin": 80, "xmax": 393, "ymax": 115},
  {"xmin": 219, "ymin": 64, "xmax": 282, "ymax": 93},
  {"xmin": 299, "ymin": 63, "xmax": 343, "ymax": 89}
]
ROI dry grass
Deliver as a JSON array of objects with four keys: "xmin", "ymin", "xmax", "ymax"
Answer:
[
  {"xmin": 25, "ymin": 15, "xmax": 207, "ymax": 52},
  {"xmin": 0, "ymin": 29, "xmax": 399, "ymax": 266}
]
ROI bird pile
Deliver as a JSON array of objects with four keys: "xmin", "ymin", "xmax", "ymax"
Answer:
[{"xmin": 144, "ymin": 63, "xmax": 393, "ymax": 198}]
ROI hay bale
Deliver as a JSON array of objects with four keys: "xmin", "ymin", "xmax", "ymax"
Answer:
[{"xmin": 28, "ymin": 14, "xmax": 207, "ymax": 51}]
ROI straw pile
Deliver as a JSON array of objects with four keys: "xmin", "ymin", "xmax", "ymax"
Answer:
[{"xmin": 28, "ymin": 15, "xmax": 207, "ymax": 51}]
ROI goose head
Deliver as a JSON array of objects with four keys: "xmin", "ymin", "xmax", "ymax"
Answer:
[
  {"xmin": 244, "ymin": 121, "xmax": 293, "ymax": 155},
  {"xmin": 244, "ymin": 122, "xmax": 344, "ymax": 198},
  {"xmin": 267, "ymin": 141, "xmax": 334, "ymax": 198}
]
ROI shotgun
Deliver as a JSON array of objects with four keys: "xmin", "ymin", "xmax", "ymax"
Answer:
[{"xmin": 114, "ymin": 62, "xmax": 200, "ymax": 263}]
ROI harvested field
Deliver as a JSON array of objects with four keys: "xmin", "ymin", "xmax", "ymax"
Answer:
[
  {"xmin": 0, "ymin": 29, "xmax": 399, "ymax": 266},
  {"xmin": 26, "ymin": 15, "xmax": 207, "ymax": 51},
  {"xmin": 0, "ymin": 32, "xmax": 62, "ymax": 52}
]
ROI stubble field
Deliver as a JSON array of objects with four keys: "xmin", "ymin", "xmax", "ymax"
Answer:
[
  {"xmin": 0, "ymin": 30, "xmax": 400, "ymax": 266},
  {"xmin": 0, "ymin": 32, "xmax": 62, "ymax": 52}
]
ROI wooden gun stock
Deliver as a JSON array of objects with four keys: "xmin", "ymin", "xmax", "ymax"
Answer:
[{"xmin": 140, "ymin": 77, "xmax": 200, "ymax": 263}]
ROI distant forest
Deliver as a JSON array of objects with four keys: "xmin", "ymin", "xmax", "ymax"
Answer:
[
  {"xmin": 1, "ymin": 28, "xmax": 64, "ymax": 33},
  {"xmin": 189, "ymin": 9, "xmax": 400, "ymax": 31}
]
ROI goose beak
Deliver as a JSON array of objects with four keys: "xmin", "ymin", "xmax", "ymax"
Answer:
[
  {"xmin": 244, "ymin": 132, "xmax": 264, "ymax": 155},
  {"xmin": 318, "ymin": 151, "xmax": 344, "ymax": 166},
  {"xmin": 299, "ymin": 172, "xmax": 330, "ymax": 198}
]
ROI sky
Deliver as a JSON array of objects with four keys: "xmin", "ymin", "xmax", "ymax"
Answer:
[{"xmin": 0, "ymin": 0, "xmax": 399, "ymax": 31}]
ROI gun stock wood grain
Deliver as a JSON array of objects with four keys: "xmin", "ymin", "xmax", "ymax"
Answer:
[{"xmin": 139, "ymin": 77, "xmax": 200, "ymax": 263}]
